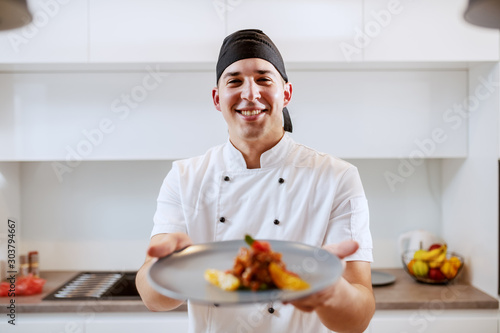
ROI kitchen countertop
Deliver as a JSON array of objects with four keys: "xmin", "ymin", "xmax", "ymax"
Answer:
[
  {"xmin": 0, "ymin": 271, "xmax": 187, "ymax": 313},
  {"xmin": 0, "ymin": 269, "xmax": 497, "ymax": 313},
  {"xmin": 372, "ymin": 268, "xmax": 498, "ymax": 310}
]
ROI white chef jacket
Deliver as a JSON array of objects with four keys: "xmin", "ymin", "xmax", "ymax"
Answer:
[{"xmin": 151, "ymin": 133, "xmax": 372, "ymax": 333}]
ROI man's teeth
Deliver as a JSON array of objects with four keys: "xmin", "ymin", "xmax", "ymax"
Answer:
[{"xmin": 240, "ymin": 110, "xmax": 262, "ymax": 116}]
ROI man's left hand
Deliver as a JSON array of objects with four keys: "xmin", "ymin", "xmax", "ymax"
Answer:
[{"xmin": 286, "ymin": 240, "xmax": 360, "ymax": 312}]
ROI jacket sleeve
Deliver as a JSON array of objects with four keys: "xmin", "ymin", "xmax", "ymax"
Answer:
[
  {"xmin": 325, "ymin": 166, "xmax": 373, "ymax": 262},
  {"xmin": 151, "ymin": 162, "xmax": 187, "ymax": 237}
]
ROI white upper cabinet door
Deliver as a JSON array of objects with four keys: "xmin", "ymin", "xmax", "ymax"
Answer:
[
  {"xmin": 89, "ymin": 0, "xmax": 225, "ymax": 63},
  {"xmin": 363, "ymin": 0, "xmax": 499, "ymax": 61},
  {"xmin": 288, "ymin": 70, "xmax": 468, "ymax": 158},
  {"xmin": 0, "ymin": 0, "xmax": 88, "ymax": 63},
  {"xmin": 0, "ymin": 70, "xmax": 227, "ymax": 161},
  {"xmin": 226, "ymin": 0, "xmax": 364, "ymax": 62}
]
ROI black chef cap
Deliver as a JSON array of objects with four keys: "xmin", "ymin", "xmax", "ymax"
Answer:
[{"xmin": 216, "ymin": 29, "xmax": 292, "ymax": 132}]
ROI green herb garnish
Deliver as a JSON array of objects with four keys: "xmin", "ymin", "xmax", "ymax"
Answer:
[{"xmin": 245, "ymin": 234, "xmax": 255, "ymax": 246}]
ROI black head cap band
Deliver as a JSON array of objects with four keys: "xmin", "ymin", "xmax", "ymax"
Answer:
[{"xmin": 216, "ymin": 29, "xmax": 292, "ymax": 132}]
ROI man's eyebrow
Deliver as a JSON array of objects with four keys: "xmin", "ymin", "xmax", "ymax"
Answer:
[
  {"xmin": 255, "ymin": 70, "xmax": 274, "ymax": 75},
  {"xmin": 222, "ymin": 71, "xmax": 240, "ymax": 79},
  {"xmin": 222, "ymin": 69, "xmax": 276, "ymax": 79}
]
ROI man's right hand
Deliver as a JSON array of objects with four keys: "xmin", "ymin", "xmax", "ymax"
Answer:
[
  {"xmin": 147, "ymin": 232, "xmax": 193, "ymax": 258},
  {"xmin": 136, "ymin": 232, "xmax": 192, "ymax": 312}
]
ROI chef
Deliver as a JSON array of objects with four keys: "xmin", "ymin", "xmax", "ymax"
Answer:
[{"xmin": 136, "ymin": 29, "xmax": 375, "ymax": 333}]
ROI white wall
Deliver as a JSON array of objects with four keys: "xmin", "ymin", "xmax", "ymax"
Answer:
[
  {"xmin": 351, "ymin": 159, "xmax": 442, "ymax": 268},
  {"xmin": 19, "ymin": 160, "xmax": 171, "ymax": 271},
  {"xmin": 0, "ymin": 162, "xmax": 21, "ymax": 234},
  {"xmin": 0, "ymin": 162, "xmax": 21, "ymax": 279},
  {"xmin": 442, "ymin": 63, "xmax": 499, "ymax": 297}
]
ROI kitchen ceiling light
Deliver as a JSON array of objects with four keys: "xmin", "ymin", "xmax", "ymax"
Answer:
[
  {"xmin": 464, "ymin": 0, "xmax": 500, "ymax": 29},
  {"xmin": 0, "ymin": 0, "xmax": 32, "ymax": 31}
]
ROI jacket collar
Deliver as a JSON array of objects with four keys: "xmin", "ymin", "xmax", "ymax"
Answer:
[{"xmin": 224, "ymin": 133, "xmax": 293, "ymax": 170}]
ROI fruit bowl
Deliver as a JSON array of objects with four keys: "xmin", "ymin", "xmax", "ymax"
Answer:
[{"xmin": 402, "ymin": 248, "xmax": 464, "ymax": 284}]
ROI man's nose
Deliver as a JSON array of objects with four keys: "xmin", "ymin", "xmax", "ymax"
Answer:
[{"xmin": 241, "ymin": 80, "xmax": 261, "ymax": 101}]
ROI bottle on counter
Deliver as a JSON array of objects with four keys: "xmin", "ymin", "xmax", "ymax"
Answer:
[
  {"xmin": 19, "ymin": 255, "xmax": 29, "ymax": 276},
  {"xmin": 28, "ymin": 251, "xmax": 39, "ymax": 278}
]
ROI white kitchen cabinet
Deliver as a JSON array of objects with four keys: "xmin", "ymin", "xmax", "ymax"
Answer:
[
  {"xmin": 0, "ymin": 0, "xmax": 88, "ymax": 63},
  {"xmin": 290, "ymin": 70, "xmax": 468, "ymax": 158},
  {"xmin": 226, "ymin": 0, "xmax": 364, "ymax": 62},
  {"xmin": 0, "ymin": 313, "xmax": 85, "ymax": 333},
  {"xmin": 86, "ymin": 312, "xmax": 189, "ymax": 333},
  {"xmin": 363, "ymin": 0, "xmax": 499, "ymax": 62},
  {"xmin": 0, "ymin": 71, "xmax": 227, "ymax": 161},
  {"xmin": 369, "ymin": 310, "xmax": 499, "ymax": 333},
  {"xmin": 88, "ymin": 0, "xmax": 225, "ymax": 63},
  {"xmin": 0, "ymin": 1, "xmax": 497, "ymax": 65},
  {"xmin": 0, "ymin": 312, "xmax": 188, "ymax": 333}
]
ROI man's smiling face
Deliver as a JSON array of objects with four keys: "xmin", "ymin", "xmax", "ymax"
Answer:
[{"xmin": 213, "ymin": 58, "xmax": 292, "ymax": 147}]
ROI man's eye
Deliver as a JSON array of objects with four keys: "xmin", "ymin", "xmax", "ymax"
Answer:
[{"xmin": 227, "ymin": 79, "xmax": 241, "ymax": 85}]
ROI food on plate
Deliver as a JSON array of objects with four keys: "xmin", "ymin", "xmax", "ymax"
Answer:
[
  {"xmin": 204, "ymin": 235, "xmax": 310, "ymax": 292},
  {"xmin": 203, "ymin": 269, "xmax": 240, "ymax": 291},
  {"xmin": 268, "ymin": 262, "xmax": 310, "ymax": 291}
]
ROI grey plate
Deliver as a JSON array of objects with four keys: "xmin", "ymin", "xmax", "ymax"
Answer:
[
  {"xmin": 371, "ymin": 270, "xmax": 396, "ymax": 286},
  {"xmin": 148, "ymin": 239, "xmax": 343, "ymax": 305}
]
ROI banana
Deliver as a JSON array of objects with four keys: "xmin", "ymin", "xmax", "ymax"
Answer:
[
  {"xmin": 414, "ymin": 244, "xmax": 447, "ymax": 262},
  {"xmin": 419, "ymin": 244, "xmax": 447, "ymax": 261},
  {"xmin": 428, "ymin": 251, "xmax": 447, "ymax": 268}
]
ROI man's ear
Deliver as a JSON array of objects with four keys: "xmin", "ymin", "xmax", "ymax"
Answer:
[
  {"xmin": 283, "ymin": 82, "xmax": 292, "ymax": 107},
  {"xmin": 212, "ymin": 87, "xmax": 222, "ymax": 111}
]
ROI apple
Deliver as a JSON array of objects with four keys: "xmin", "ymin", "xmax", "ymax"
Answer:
[
  {"xmin": 428, "ymin": 267, "xmax": 446, "ymax": 281},
  {"xmin": 428, "ymin": 243, "xmax": 443, "ymax": 251}
]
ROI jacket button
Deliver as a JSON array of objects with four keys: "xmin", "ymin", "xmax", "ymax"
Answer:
[
  {"xmin": 224, "ymin": 176, "xmax": 230, "ymax": 181},
  {"xmin": 278, "ymin": 178, "xmax": 285, "ymax": 184},
  {"xmin": 219, "ymin": 217, "xmax": 226, "ymax": 223},
  {"xmin": 274, "ymin": 219, "xmax": 280, "ymax": 225},
  {"xmin": 268, "ymin": 307, "xmax": 275, "ymax": 314}
]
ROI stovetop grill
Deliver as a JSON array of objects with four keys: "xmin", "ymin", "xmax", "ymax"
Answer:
[
  {"xmin": 52, "ymin": 272, "xmax": 121, "ymax": 298},
  {"xmin": 43, "ymin": 272, "xmax": 139, "ymax": 301}
]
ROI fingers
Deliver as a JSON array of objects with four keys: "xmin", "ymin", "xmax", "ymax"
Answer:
[
  {"xmin": 147, "ymin": 233, "xmax": 192, "ymax": 258},
  {"xmin": 285, "ymin": 283, "xmax": 336, "ymax": 312},
  {"xmin": 323, "ymin": 240, "xmax": 359, "ymax": 260},
  {"xmin": 289, "ymin": 302, "xmax": 314, "ymax": 312}
]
